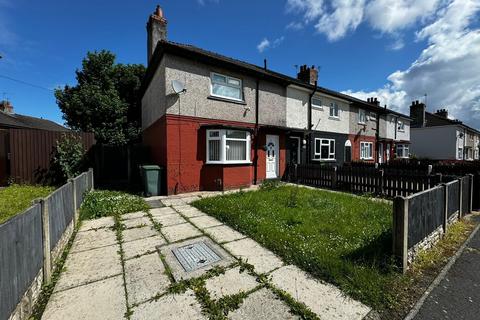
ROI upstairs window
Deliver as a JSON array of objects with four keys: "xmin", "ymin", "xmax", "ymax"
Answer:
[
  {"xmin": 457, "ymin": 147, "xmax": 463, "ymax": 160},
  {"xmin": 206, "ymin": 129, "xmax": 250, "ymax": 164},
  {"xmin": 396, "ymin": 144, "xmax": 409, "ymax": 158},
  {"xmin": 360, "ymin": 142, "xmax": 373, "ymax": 160},
  {"xmin": 312, "ymin": 97, "xmax": 322, "ymax": 109},
  {"xmin": 358, "ymin": 109, "xmax": 366, "ymax": 124},
  {"xmin": 397, "ymin": 120, "xmax": 405, "ymax": 131},
  {"xmin": 314, "ymin": 138, "xmax": 335, "ymax": 160},
  {"xmin": 369, "ymin": 113, "xmax": 377, "ymax": 121},
  {"xmin": 210, "ymin": 73, "xmax": 243, "ymax": 101},
  {"xmin": 330, "ymin": 102, "xmax": 339, "ymax": 118}
]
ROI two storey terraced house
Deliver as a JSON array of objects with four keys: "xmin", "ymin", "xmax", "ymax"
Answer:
[{"xmin": 140, "ymin": 6, "xmax": 411, "ymax": 194}]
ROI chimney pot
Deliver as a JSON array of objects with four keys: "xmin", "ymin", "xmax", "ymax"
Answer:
[
  {"xmin": 297, "ymin": 64, "xmax": 318, "ymax": 86},
  {"xmin": 147, "ymin": 5, "xmax": 168, "ymax": 64}
]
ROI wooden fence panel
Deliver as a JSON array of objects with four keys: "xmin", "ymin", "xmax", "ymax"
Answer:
[{"xmin": 47, "ymin": 182, "xmax": 74, "ymax": 250}]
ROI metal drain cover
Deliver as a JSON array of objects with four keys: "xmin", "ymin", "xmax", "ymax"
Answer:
[{"xmin": 172, "ymin": 241, "xmax": 222, "ymax": 272}]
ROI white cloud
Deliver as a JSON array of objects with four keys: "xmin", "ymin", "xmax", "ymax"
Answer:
[
  {"xmin": 286, "ymin": 21, "xmax": 304, "ymax": 30},
  {"xmin": 345, "ymin": 0, "xmax": 480, "ymax": 128},
  {"xmin": 256, "ymin": 36, "xmax": 285, "ymax": 53},
  {"xmin": 315, "ymin": 0, "xmax": 365, "ymax": 41},
  {"xmin": 197, "ymin": 0, "xmax": 219, "ymax": 5}
]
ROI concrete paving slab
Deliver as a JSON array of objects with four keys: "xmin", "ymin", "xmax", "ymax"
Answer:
[
  {"xmin": 122, "ymin": 216, "xmax": 152, "ymax": 229},
  {"xmin": 270, "ymin": 265, "xmax": 370, "ymax": 320},
  {"xmin": 70, "ymin": 228, "xmax": 117, "ymax": 253},
  {"xmin": 121, "ymin": 211, "xmax": 148, "ymax": 220},
  {"xmin": 54, "ymin": 244, "xmax": 122, "ymax": 292},
  {"xmin": 79, "ymin": 217, "xmax": 115, "ymax": 232},
  {"xmin": 224, "ymin": 238, "xmax": 283, "ymax": 274},
  {"xmin": 205, "ymin": 267, "xmax": 259, "ymax": 300},
  {"xmin": 125, "ymin": 253, "xmax": 171, "ymax": 305},
  {"xmin": 42, "ymin": 275, "xmax": 126, "ymax": 320},
  {"xmin": 180, "ymin": 196, "xmax": 200, "ymax": 204},
  {"xmin": 131, "ymin": 290, "xmax": 205, "ymax": 320},
  {"xmin": 123, "ymin": 235, "xmax": 166, "ymax": 260},
  {"xmin": 161, "ymin": 223, "xmax": 202, "ymax": 243},
  {"xmin": 150, "ymin": 207, "xmax": 177, "ymax": 217},
  {"xmin": 161, "ymin": 198, "xmax": 187, "ymax": 207},
  {"xmin": 189, "ymin": 215, "xmax": 223, "ymax": 229},
  {"xmin": 122, "ymin": 226, "xmax": 159, "ymax": 243},
  {"xmin": 228, "ymin": 288, "xmax": 299, "ymax": 320},
  {"xmin": 152, "ymin": 213, "xmax": 187, "ymax": 227},
  {"xmin": 174, "ymin": 205, "xmax": 206, "ymax": 218},
  {"xmin": 204, "ymin": 225, "xmax": 246, "ymax": 243}
]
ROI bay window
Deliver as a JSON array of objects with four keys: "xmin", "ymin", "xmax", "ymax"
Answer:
[
  {"xmin": 210, "ymin": 73, "xmax": 243, "ymax": 101},
  {"xmin": 360, "ymin": 142, "xmax": 373, "ymax": 160},
  {"xmin": 206, "ymin": 129, "xmax": 250, "ymax": 164},
  {"xmin": 314, "ymin": 138, "xmax": 335, "ymax": 160}
]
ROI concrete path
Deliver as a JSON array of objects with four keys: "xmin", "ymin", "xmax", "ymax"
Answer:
[
  {"xmin": 411, "ymin": 217, "xmax": 480, "ymax": 320},
  {"xmin": 42, "ymin": 190, "xmax": 370, "ymax": 320}
]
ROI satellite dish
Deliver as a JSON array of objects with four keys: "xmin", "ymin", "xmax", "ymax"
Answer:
[{"xmin": 172, "ymin": 80, "xmax": 186, "ymax": 94}]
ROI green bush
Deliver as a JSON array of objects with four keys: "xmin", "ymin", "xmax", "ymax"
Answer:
[{"xmin": 80, "ymin": 190, "xmax": 149, "ymax": 220}]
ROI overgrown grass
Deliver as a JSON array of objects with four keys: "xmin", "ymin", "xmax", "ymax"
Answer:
[
  {"xmin": 193, "ymin": 185, "xmax": 397, "ymax": 310},
  {"xmin": 80, "ymin": 190, "xmax": 149, "ymax": 220},
  {"xmin": 0, "ymin": 184, "xmax": 54, "ymax": 224}
]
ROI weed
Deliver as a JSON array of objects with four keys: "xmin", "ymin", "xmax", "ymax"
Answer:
[{"xmin": 80, "ymin": 190, "xmax": 149, "ymax": 220}]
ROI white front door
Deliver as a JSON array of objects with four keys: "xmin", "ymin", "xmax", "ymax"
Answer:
[
  {"xmin": 266, "ymin": 135, "xmax": 279, "ymax": 179},
  {"xmin": 378, "ymin": 143, "xmax": 383, "ymax": 163}
]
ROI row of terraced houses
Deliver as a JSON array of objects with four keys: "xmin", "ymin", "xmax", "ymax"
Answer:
[{"xmin": 140, "ymin": 6, "xmax": 480, "ymax": 195}]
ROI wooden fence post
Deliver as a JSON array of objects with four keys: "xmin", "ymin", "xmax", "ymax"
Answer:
[
  {"xmin": 469, "ymin": 174, "xmax": 474, "ymax": 213},
  {"xmin": 459, "ymin": 177, "xmax": 463, "ymax": 218},
  {"xmin": 378, "ymin": 169, "xmax": 384, "ymax": 195},
  {"xmin": 442, "ymin": 183, "xmax": 448, "ymax": 234},
  {"xmin": 39, "ymin": 198, "xmax": 52, "ymax": 283},
  {"xmin": 393, "ymin": 196, "xmax": 409, "ymax": 273},
  {"xmin": 294, "ymin": 164, "xmax": 298, "ymax": 183},
  {"xmin": 332, "ymin": 166, "xmax": 338, "ymax": 189}
]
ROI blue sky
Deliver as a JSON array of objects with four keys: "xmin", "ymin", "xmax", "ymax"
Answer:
[{"xmin": 1, "ymin": 0, "xmax": 480, "ymax": 128}]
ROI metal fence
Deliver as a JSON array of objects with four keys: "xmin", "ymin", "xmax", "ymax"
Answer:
[
  {"xmin": 0, "ymin": 169, "xmax": 94, "ymax": 320},
  {"xmin": 393, "ymin": 174, "xmax": 474, "ymax": 272}
]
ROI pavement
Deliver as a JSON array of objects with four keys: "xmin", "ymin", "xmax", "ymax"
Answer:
[
  {"xmin": 41, "ymin": 189, "xmax": 371, "ymax": 320},
  {"xmin": 411, "ymin": 215, "xmax": 480, "ymax": 320}
]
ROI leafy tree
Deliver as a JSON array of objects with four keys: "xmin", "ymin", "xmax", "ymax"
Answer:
[{"xmin": 55, "ymin": 51, "xmax": 145, "ymax": 145}]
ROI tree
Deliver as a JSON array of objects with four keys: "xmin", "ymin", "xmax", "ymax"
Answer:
[{"xmin": 55, "ymin": 51, "xmax": 145, "ymax": 145}]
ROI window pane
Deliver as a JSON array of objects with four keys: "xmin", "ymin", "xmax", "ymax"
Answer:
[
  {"xmin": 330, "ymin": 140, "xmax": 335, "ymax": 152},
  {"xmin": 227, "ymin": 78, "xmax": 240, "ymax": 86},
  {"xmin": 315, "ymin": 140, "xmax": 321, "ymax": 153},
  {"xmin": 226, "ymin": 130, "xmax": 246, "ymax": 139},
  {"xmin": 209, "ymin": 131, "xmax": 220, "ymax": 138},
  {"xmin": 226, "ymin": 140, "xmax": 247, "ymax": 161},
  {"xmin": 212, "ymin": 74, "xmax": 226, "ymax": 84},
  {"xmin": 321, "ymin": 145, "xmax": 329, "ymax": 159},
  {"xmin": 212, "ymin": 84, "xmax": 241, "ymax": 100},
  {"xmin": 312, "ymin": 98, "xmax": 322, "ymax": 107},
  {"xmin": 208, "ymin": 139, "xmax": 220, "ymax": 161}
]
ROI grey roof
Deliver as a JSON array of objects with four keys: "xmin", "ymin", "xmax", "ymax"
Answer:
[
  {"xmin": 0, "ymin": 111, "xmax": 69, "ymax": 131},
  {"xmin": 424, "ymin": 112, "xmax": 480, "ymax": 134}
]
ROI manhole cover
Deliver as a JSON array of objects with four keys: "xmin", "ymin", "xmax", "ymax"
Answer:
[{"xmin": 172, "ymin": 241, "xmax": 222, "ymax": 272}]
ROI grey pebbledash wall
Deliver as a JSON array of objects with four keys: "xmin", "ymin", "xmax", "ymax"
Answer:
[{"xmin": 0, "ymin": 169, "xmax": 94, "ymax": 320}]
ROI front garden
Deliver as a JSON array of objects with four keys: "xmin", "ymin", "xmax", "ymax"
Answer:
[{"xmin": 192, "ymin": 183, "xmax": 476, "ymax": 315}]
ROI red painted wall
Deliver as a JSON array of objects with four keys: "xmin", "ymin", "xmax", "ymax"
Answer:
[
  {"xmin": 143, "ymin": 114, "xmax": 286, "ymax": 195},
  {"xmin": 349, "ymin": 134, "xmax": 376, "ymax": 162}
]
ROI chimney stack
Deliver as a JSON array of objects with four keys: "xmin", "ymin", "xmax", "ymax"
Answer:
[
  {"xmin": 297, "ymin": 65, "xmax": 318, "ymax": 86},
  {"xmin": 0, "ymin": 100, "xmax": 13, "ymax": 114},
  {"xmin": 147, "ymin": 5, "xmax": 168, "ymax": 64},
  {"xmin": 410, "ymin": 100, "xmax": 426, "ymax": 128},
  {"xmin": 435, "ymin": 109, "xmax": 448, "ymax": 118}
]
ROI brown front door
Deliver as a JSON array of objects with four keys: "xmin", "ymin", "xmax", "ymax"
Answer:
[{"xmin": 0, "ymin": 130, "xmax": 9, "ymax": 185}]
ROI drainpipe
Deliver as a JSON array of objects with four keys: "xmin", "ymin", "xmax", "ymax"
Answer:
[
  {"xmin": 308, "ymin": 81, "xmax": 318, "ymax": 164},
  {"xmin": 253, "ymin": 79, "xmax": 260, "ymax": 184},
  {"xmin": 376, "ymin": 113, "xmax": 380, "ymax": 163}
]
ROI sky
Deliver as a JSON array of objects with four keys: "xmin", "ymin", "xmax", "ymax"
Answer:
[{"xmin": 1, "ymin": 0, "xmax": 480, "ymax": 128}]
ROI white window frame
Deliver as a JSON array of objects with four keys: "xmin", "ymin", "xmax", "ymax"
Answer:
[
  {"xmin": 457, "ymin": 147, "xmax": 463, "ymax": 160},
  {"xmin": 360, "ymin": 141, "xmax": 374, "ymax": 160},
  {"xmin": 312, "ymin": 97, "xmax": 322, "ymax": 109},
  {"xmin": 475, "ymin": 148, "xmax": 479, "ymax": 160},
  {"xmin": 396, "ymin": 144, "xmax": 409, "ymax": 159},
  {"xmin": 397, "ymin": 120, "xmax": 405, "ymax": 132},
  {"xmin": 206, "ymin": 129, "xmax": 251, "ymax": 164},
  {"xmin": 313, "ymin": 138, "xmax": 335, "ymax": 161},
  {"xmin": 329, "ymin": 102, "xmax": 339, "ymax": 118},
  {"xmin": 210, "ymin": 72, "xmax": 243, "ymax": 102},
  {"xmin": 358, "ymin": 109, "xmax": 366, "ymax": 124},
  {"xmin": 369, "ymin": 112, "xmax": 377, "ymax": 121}
]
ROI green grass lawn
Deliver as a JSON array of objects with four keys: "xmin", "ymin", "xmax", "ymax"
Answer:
[
  {"xmin": 193, "ymin": 184, "xmax": 399, "ymax": 310},
  {"xmin": 0, "ymin": 185, "xmax": 54, "ymax": 224}
]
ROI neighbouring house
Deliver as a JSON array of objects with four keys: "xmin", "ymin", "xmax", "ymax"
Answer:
[
  {"xmin": 378, "ymin": 103, "xmax": 411, "ymax": 163},
  {"xmin": 0, "ymin": 100, "xmax": 95, "ymax": 184},
  {"xmin": 409, "ymin": 101, "xmax": 480, "ymax": 161},
  {"xmin": 140, "ymin": 6, "xmax": 411, "ymax": 194}
]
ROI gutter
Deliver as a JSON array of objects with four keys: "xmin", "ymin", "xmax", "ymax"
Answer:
[
  {"xmin": 253, "ymin": 79, "xmax": 259, "ymax": 185},
  {"xmin": 307, "ymin": 81, "xmax": 318, "ymax": 164}
]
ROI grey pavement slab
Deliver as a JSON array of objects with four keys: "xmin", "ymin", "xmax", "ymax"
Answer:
[
  {"xmin": 228, "ymin": 288, "xmax": 300, "ymax": 320},
  {"xmin": 161, "ymin": 198, "xmax": 187, "ymax": 207},
  {"xmin": 270, "ymin": 265, "xmax": 370, "ymax": 320},
  {"xmin": 125, "ymin": 253, "xmax": 171, "ymax": 305},
  {"xmin": 42, "ymin": 275, "xmax": 126, "ymax": 320},
  {"xmin": 70, "ymin": 228, "xmax": 117, "ymax": 253},
  {"xmin": 205, "ymin": 266, "xmax": 259, "ymax": 300},
  {"xmin": 204, "ymin": 225, "xmax": 246, "ymax": 243},
  {"xmin": 189, "ymin": 215, "xmax": 223, "ymax": 229},
  {"xmin": 122, "ymin": 226, "xmax": 159, "ymax": 243},
  {"xmin": 413, "ymin": 227, "xmax": 480, "ymax": 320},
  {"xmin": 150, "ymin": 207, "xmax": 177, "ymax": 217},
  {"xmin": 123, "ymin": 235, "xmax": 166, "ymax": 260},
  {"xmin": 174, "ymin": 205, "xmax": 206, "ymax": 218},
  {"xmin": 55, "ymin": 244, "xmax": 122, "ymax": 292},
  {"xmin": 79, "ymin": 217, "xmax": 115, "ymax": 232},
  {"xmin": 131, "ymin": 290, "xmax": 206, "ymax": 320},
  {"xmin": 224, "ymin": 238, "xmax": 283, "ymax": 274},
  {"xmin": 152, "ymin": 213, "xmax": 187, "ymax": 227},
  {"xmin": 121, "ymin": 211, "xmax": 148, "ymax": 220},
  {"xmin": 161, "ymin": 223, "xmax": 202, "ymax": 242},
  {"xmin": 122, "ymin": 216, "xmax": 152, "ymax": 229}
]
